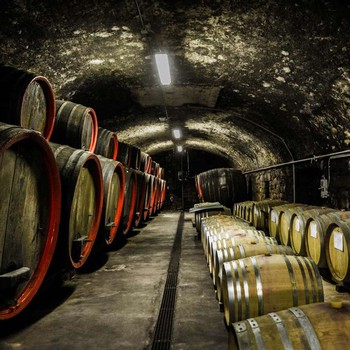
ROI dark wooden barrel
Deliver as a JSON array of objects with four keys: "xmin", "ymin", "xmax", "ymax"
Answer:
[
  {"xmin": 221, "ymin": 254, "xmax": 324, "ymax": 325},
  {"xmin": 51, "ymin": 100, "xmax": 98, "ymax": 152},
  {"xmin": 197, "ymin": 168, "xmax": 247, "ymax": 209},
  {"xmin": 143, "ymin": 174, "xmax": 153, "ymax": 221},
  {"xmin": 116, "ymin": 141, "xmax": 131, "ymax": 166},
  {"xmin": 229, "ymin": 301, "xmax": 350, "ymax": 350},
  {"xmin": 133, "ymin": 170, "xmax": 147, "ymax": 228},
  {"xmin": 150, "ymin": 177, "xmax": 161, "ymax": 216},
  {"xmin": 140, "ymin": 151, "xmax": 152, "ymax": 174},
  {"xmin": 97, "ymin": 156, "xmax": 125, "ymax": 245},
  {"xmin": 158, "ymin": 179, "xmax": 167, "ymax": 210},
  {"xmin": 147, "ymin": 175, "xmax": 157, "ymax": 217},
  {"xmin": 129, "ymin": 145, "xmax": 141, "ymax": 170},
  {"xmin": 0, "ymin": 123, "xmax": 61, "ymax": 320},
  {"xmin": 0, "ymin": 66, "xmax": 56, "ymax": 140},
  {"xmin": 49, "ymin": 143, "xmax": 103, "ymax": 269},
  {"xmin": 95, "ymin": 127, "xmax": 118, "ymax": 160},
  {"xmin": 120, "ymin": 166, "xmax": 137, "ymax": 235}
]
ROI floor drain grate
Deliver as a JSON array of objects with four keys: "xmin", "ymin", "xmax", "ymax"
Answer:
[{"xmin": 150, "ymin": 212, "xmax": 184, "ymax": 350}]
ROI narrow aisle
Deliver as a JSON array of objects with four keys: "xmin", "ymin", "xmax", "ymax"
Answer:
[
  {"xmin": 0, "ymin": 212, "xmax": 180, "ymax": 350},
  {"xmin": 172, "ymin": 212, "xmax": 228, "ymax": 349}
]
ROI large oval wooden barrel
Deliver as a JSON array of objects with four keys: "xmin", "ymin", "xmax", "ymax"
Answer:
[
  {"xmin": 290, "ymin": 207, "xmax": 335, "ymax": 256},
  {"xmin": 94, "ymin": 127, "xmax": 118, "ymax": 160},
  {"xmin": 133, "ymin": 170, "xmax": 147, "ymax": 228},
  {"xmin": 0, "ymin": 124, "xmax": 61, "ymax": 320},
  {"xmin": 142, "ymin": 173, "xmax": 153, "ymax": 221},
  {"xmin": 215, "ymin": 242, "xmax": 294, "ymax": 299},
  {"xmin": 229, "ymin": 301, "xmax": 350, "ymax": 350},
  {"xmin": 159, "ymin": 179, "xmax": 167, "ymax": 210},
  {"xmin": 97, "ymin": 156, "xmax": 125, "ymax": 245},
  {"xmin": 51, "ymin": 100, "xmax": 98, "ymax": 152},
  {"xmin": 221, "ymin": 254, "xmax": 324, "ymax": 325},
  {"xmin": 252, "ymin": 199, "xmax": 288, "ymax": 232},
  {"xmin": 49, "ymin": 143, "xmax": 103, "ymax": 269},
  {"xmin": 120, "ymin": 166, "xmax": 137, "ymax": 235},
  {"xmin": 279, "ymin": 205, "xmax": 319, "ymax": 246},
  {"xmin": 0, "ymin": 66, "xmax": 56, "ymax": 140},
  {"xmin": 305, "ymin": 210, "xmax": 340, "ymax": 268},
  {"xmin": 151, "ymin": 161, "xmax": 160, "ymax": 177},
  {"xmin": 148, "ymin": 175, "xmax": 157, "ymax": 216},
  {"xmin": 324, "ymin": 211, "xmax": 350, "ymax": 283}
]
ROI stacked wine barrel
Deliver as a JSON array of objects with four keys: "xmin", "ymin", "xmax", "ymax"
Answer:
[{"xmin": 0, "ymin": 65, "xmax": 166, "ymax": 319}]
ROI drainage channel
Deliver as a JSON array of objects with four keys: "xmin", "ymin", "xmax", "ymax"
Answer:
[{"xmin": 150, "ymin": 211, "xmax": 184, "ymax": 350}]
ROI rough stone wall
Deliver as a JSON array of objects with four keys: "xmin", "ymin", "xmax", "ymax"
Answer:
[{"xmin": 247, "ymin": 168, "xmax": 293, "ymax": 202}]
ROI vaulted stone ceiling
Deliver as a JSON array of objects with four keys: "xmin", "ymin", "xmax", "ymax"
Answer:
[{"xmin": 1, "ymin": 0, "xmax": 350, "ymax": 171}]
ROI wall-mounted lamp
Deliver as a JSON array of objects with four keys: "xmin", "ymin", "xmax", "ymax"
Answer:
[
  {"xmin": 155, "ymin": 53, "xmax": 171, "ymax": 85},
  {"xmin": 172, "ymin": 128, "xmax": 181, "ymax": 139},
  {"xmin": 177, "ymin": 145, "xmax": 183, "ymax": 153}
]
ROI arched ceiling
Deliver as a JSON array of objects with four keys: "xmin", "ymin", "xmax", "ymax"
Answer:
[{"xmin": 1, "ymin": 0, "xmax": 350, "ymax": 171}]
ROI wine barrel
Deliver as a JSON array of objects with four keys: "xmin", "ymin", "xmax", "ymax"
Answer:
[
  {"xmin": 209, "ymin": 232, "xmax": 276, "ymax": 276},
  {"xmin": 159, "ymin": 179, "xmax": 167, "ymax": 210},
  {"xmin": 325, "ymin": 211, "xmax": 350, "ymax": 283},
  {"xmin": 129, "ymin": 145, "xmax": 141, "ymax": 170},
  {"xmin": 268, "ymin": 203, "xmax": 302, "ymax": 242},
  {"xmin": 229, "ymin": 301, "xmax": 350, "ymax": 350},
  {"xmin": 116, "ymin": 141, "xmax": 131, "ymax": 166},
  {"xmin": 49, "ymin": 143, "xmax": 103, "ymax": 269},
  {"xmin": 133, "ymin": 170, "xmax": 147, "ymax": 227},
  {"xmin": 120, "ymin": 166, "xmax": 137, "ymax": 235},
  {"xmin": 305, "ymin": 210, "xmax": 340, "ymax": 268},
  {"xmin": 221, "ymin": 254, "xmax": 324, "ymax": 325},
  {"xmin": 279, "ymin": 205, "xmax": 319, "ymax": 246},
  {"xmin": 290, "ymin": 207, "xmax": 335, "ymax": 256},
  {"xmin": 51, "ymin": 100, "xmax": 98, "ymax": 152},
  {"xmin": 0, "ymin": 66, "xmax": 56, "ymax": 140},
  {"xmin": 97, "ymin": 156, "xmax": 125, "ymax": 245},
  {"xmin": 95, "ymin": 127, "xmax": 118, "ymax": 160},
  {"xmin": 148, "ymin": 175, "xmax": 157, "ymax": 216},
  {"xmin": 0, "ymin": 123, "xmax": 61, "ymax": 320},
  {"xmin": 215, "ymin": 242, "xmax": 294, "ymax": 302},
  {"xmin": 140, "ymin": 152, "xmax": 152, "ymax": 174},
  {"xmin": 151, "ymin": 161, "xmax": 159, "ymax": 177},
  {"xmin": 252, "ymin": 199, "xmax": 288, "ymax": 232},
  {"xmin": 142, "ymin": 173, "xmax": 153, "ymax": 221}
]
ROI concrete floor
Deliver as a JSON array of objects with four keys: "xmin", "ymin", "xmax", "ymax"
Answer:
[{"xmin": 0, "ymin": 211, "xmax": 349, "ymax": 350}]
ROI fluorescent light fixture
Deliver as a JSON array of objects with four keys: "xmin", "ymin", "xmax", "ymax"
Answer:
[
  {"xmin": 173, "ymin": 128, "xmax": 181, "ymax": 139},
  {"xmin": 177, "ymin": 145, "xmax": 183, "ymax": 152},
  {"xmin": 155, "ymin": 53, "xmax": 171, "ymax": 85}
]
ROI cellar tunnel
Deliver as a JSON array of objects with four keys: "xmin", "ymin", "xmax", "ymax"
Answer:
[{"xmin": 1, "ymin": 0, "xmax": 350, "ymax": 349}]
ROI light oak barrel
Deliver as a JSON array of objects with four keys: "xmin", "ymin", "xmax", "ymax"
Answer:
[
  {"xmin": 0, "ymin": 123, "xmax": 61, "ymax": 320},
  {"xmin": 214, "ymin": 243, "xmax": 294, "ymax": 302},
  {"xmin": 279, "ymin": 205, "xmax": 319, "ymax": 246},
  {"xmin": 325, "ymin": 211, "xmax": 350, "ymax": 284},
  {"xmin": 221, "ymin": 254, "xmax": 324, "ymax": 325},
  {"xmin": 290, "ymin": 207, "xmax": 335, "ymax": 256},
  {"xmin": 229, "ymin": 301, "xmax": 350, "ymax": 350},
  {"xmin": 49, "ymin": 143, "xmax": 103, "ymax": 269},
  {"xmin": 268, "ymin": 203, "xmax": 302, "ymax": 242}
]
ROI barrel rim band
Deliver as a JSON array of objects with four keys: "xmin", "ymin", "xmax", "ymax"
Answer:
[
  {"xmin": 282, "ymin": 255, "xmax": 298, "ymax": 306},
  {"xmin": 247, "ymin": 318, "xmax": 266, "ymax": 350},
  {"xmin": 308, "ymin": 258, "xmax": 324, "ymax": 301},
  {"xmin": 268, "ymin": 312, "xmax": 293, "ymax": 350},
  {"xmin": 293, "ymin": 255, "xmax": 310, "ymax": 304},
  {"xmin": 238, "ymin": 258, "xmax": 250, "ymax": 321},
  {"xmin": 250, "ymin": 256, "xmax": 264, "ymax": 315},
  {"xmin": 289, "ymin": 307, "xmax": 322, "ymax": 350}
]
